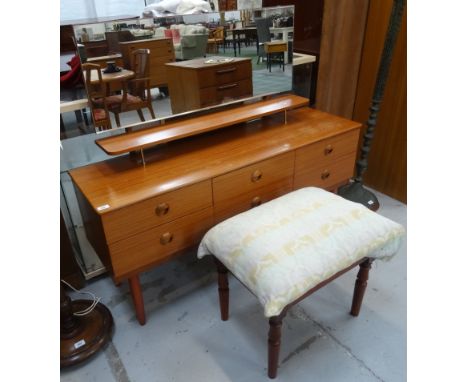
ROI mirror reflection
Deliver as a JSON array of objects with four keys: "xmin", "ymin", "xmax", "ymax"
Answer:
[{"xmin": 60, "ymin": 6, "xmax": 294, "ymax": 135}]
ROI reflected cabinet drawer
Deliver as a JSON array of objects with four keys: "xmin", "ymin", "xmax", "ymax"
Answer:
[
  {"xmin": 199, "ymin": 78, "xmax": 253, "ymax": 107},
  {"xmin": 109, "ymin": 207, "xmax": 213, "ymax": 279},
  {"xmin": 102, "ymin": 180, "xmax": 212, "ymax": 244},
  {"xmin": 199, "ymin": 60, "xmax": 252, "ymax": 88},
  {"xmin": 125, "ymin": 38, "xmax": 174, "ymax": 57},
  {"xmin": 213, "ymin": 152, "xmax": 294, "ymax": 222}
]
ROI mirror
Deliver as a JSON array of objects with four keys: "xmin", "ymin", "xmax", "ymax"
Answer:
[{"xmin": 60, "ymin": 5, "xmax": 294, "ymax": 135}]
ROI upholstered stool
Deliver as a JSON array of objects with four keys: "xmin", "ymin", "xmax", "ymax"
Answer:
[{"xmin": 198, "ymin": 187, "xmax": 404, "ymax": 379}]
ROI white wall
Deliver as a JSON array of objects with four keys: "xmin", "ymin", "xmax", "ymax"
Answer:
[{"xmin": 61, "ymin": 0, "xmax": 145, "ymax": 21}]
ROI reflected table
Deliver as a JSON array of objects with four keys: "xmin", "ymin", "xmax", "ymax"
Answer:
[
  {"xmin": 227, "ymin": 27, "xmax": 258, "ymax": 57},
  {"xmin": 269, "ymin": 26, "xmax": 293, "ymax": 62},
  {"xmin": 264, "ymin": 41, "xmax": 287, "ymax": 72},
  {"xmin": 88, "ymin": 68, "xmax": 135, "ymax": 95}
]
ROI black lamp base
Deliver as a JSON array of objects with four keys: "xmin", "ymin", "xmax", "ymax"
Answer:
[{"xmin": 337, "ymin": 182, "xmax": 380, "ymax": 212}]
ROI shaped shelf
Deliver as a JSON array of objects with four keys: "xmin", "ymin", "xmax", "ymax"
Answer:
[{"xmin": 95, "ymin": 94, "xmax": 309, "ymax": 156}]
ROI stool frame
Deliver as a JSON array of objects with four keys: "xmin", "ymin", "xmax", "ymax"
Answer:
[{"xmin": 213, "ymin": 256, "xmax": 374, "ymax": 379}]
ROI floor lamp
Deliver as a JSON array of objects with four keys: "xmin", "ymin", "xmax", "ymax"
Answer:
[
  {"xmin": 60, "ymin": 282, "xmax": 114, "ymax": 367},
  {"xmin": 338, "ymin": 0, "xmax": 405, "ymax": 211}
]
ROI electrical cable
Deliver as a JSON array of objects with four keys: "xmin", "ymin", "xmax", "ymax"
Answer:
[{"xmin": 61, "ymin": 279, "xmax": 101, "ymax": 316}]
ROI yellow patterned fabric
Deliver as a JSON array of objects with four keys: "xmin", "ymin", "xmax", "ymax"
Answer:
[{"xmin": 198, "ymin": 187, "xmax": 405, "ymax": 317}]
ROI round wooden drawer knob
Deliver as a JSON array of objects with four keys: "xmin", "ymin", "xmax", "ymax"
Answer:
[
  {"xmin": 251, "ymin": 196, "xmax": 262, "ymax": 207},
  {"xmin": 160, "ymin": 232, "xmax": 173, "ymax": 245},
  {"xmin": 324, "ymin": 145, "xmax": 334, "ymax": 155},
  {"xmin": 321, "ymin": 170, "xmax": 331, "ymax": 180},
  {"xmin": 155, "ymin": 203, "xmax": 170, "ymax": 216},
  {"xmin": 251, "ymin": 170, "xmax": 263, "ymax": 182}
]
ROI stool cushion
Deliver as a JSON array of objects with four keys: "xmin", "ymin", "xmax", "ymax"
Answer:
[{"xmin": 198, "ymin": 187, "xmax": 405, "ymax": 317}]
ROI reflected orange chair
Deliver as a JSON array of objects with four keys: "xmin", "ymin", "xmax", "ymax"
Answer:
[
  {"xmin": 105, "ymin": 49, "xmax": 156, "ymax": 127},
  {"xmin": 208, "ymin": 27, "xmax": 224, "ymax": 53},
  {"xmin": 81, "ymin": 63, "xmax": 112, "ymax": 131}
]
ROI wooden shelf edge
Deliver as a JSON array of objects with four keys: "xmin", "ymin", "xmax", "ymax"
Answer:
[{"xmin": 95, "ymin": 94, "xmax": 309, "ymax": 156}]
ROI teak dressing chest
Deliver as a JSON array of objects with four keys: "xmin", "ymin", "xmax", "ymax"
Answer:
[{"xmin": 69, "ymin": 95, "xmax": 361, "ymax": 325}]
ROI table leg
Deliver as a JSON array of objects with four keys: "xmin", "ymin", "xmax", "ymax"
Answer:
[
  {"xmin": 128, "ymin": 274, "xmax": 146, "ymax": 325},
  {"xmin": 233, "ymin": 33, "xmax": 237, "ymax": 57},
  {"xmin": 282, "ymin": 32, "xmax": 288, "ymax": 63}
]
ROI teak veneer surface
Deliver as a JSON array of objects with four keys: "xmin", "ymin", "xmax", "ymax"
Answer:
[
  {"xmin": 70, "ymin": 107, "xmax": 361, "ymax": 215},
  {"xmin": 165, "ymin": 56, "xmax": 250, "ymax": 69},
  {"xmin": 95, "ymin": 95, "xmax": 309, "ymax": 155}
]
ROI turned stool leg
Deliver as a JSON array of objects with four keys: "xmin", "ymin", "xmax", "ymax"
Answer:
[
  {"xmin": 268, "ymin": 316, "xmax": 283, "ymax": 379},
  {"xmin": 350, "ymin": 259, "xmax": 373, "ymax": 317},
  {"xmin": 214, "ymin": 258, "xmax": 229, "ymax": 321},
  {"xmin": 128, "ymin": 274, "xmax": 146, "ymax": 325}
]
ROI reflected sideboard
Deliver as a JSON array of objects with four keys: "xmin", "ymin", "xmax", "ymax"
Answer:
[
  {"xmin": 165, "ymin": 57, "xmax": 253, "ymax": 114},
  {"xmin": 119, "ymin": 37, "xmax": 176, "ymax": 88},
  {"xmin": 69, "ymin": 100, "xmax": 361, "ymax": 325}
]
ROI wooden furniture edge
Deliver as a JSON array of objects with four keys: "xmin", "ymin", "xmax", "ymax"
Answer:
[
  {"xmin": 60, "ymin": 99, "xmax": 89, "ymax": 113},
  {"xmin": 70, "ymin": 115, "xmax": 361, "ymax": 216},
  {"xmin": 118, "ymin": 37, "xmax": 172, "ymax": 45},
  {"xmin": 164, "ymin": 56, "xmax": 252, "ymax": 69},
  {"xmin": 95, "ymin": 94, "xmax": 309, "ymax": 155},
  {"xmin": 87, "ymin": 53, "xmax": 122, "ymax": 63}
]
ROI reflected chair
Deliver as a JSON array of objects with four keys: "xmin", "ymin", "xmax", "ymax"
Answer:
[
  {"xmin": 223, "ymin": 25, "xmax": 237, "ymax": 51},
  {"xmin": 70, "ymin": 35, "xmax": 87, "ymax": 63},
  {"xmin": 254, "ymin": 18, "xmax": 272, "ymax": 64},
  {"xmin": 207, "ymin": 27, "xmax": 224, "ymax": 54},
  {"xmin": 106, "ymin": 49, "xmax": 155, "ymax": 127},
  {"xmin": 60, "ymin": 55, "xmax": 83, "ymax": 92},
  {"xmin": 60, "ymin": 54, "xmax": 89, "ymax": 127},
  {"xmin": 82, "ymin": 63, "xmax": 112, "ymax": 131}
]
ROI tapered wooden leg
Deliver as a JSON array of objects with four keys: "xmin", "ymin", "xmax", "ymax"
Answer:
[
  {"xmin": 114, "ymin": 112, "xmax": 121, "ymax": 127},
  {"xmin": 268, "ymin": 316, "xmax": 283, "ymax": 379},
  {"xmin": 137, "ymin": 109, "xmax": 145, "ymax": 122},
  {"xmin": 350, "ymin": 259, "xmax": 373, "ymax": 317},
  {"xmin": 147, "ymin": 104, "xmax": 156, "ymax": 120},
  {"xmin": 214, "ymin": 258, "xmax": 229, "ymax": 321},
  {"xmin": 128, "ymin": 275, "xmax": 146, "ymax": 325}
]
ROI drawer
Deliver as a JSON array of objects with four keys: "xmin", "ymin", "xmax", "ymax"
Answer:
[
  {"xmin": 294, "ymin": 154, "xmax": 356, "ymax": 190},
  {"xmin": 214, "ymin": 178, "xmax": 293, "ymax": 223},
  {"xmin": 295, "ymin": 129, "xmax": 359, "ymax": 167},
  {"xmin": 109, "ymin": 207, "xmax": 214, "ymax": 280},
  {"xmin": 198, "ymin": 61, "xmax": 252, "ymax": 88},
  {"xmin": 102, "ymin": 180, "xmax": 212, "ymax": 244},
  {"xmin": 213, "ymin": 152, "xmax": 295, "ymax": 220},
  {"xmin": 199, "ymin": 78, "xmax": 253, "ymax": 107}
]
